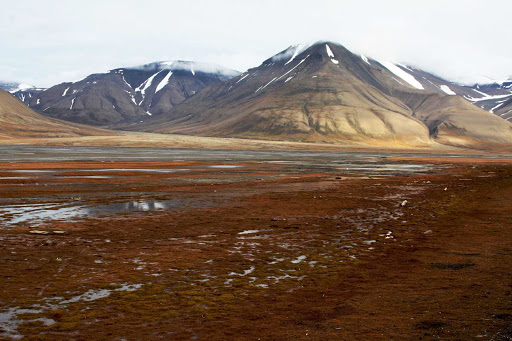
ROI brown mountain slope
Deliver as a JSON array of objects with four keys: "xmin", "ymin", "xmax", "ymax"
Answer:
[
  {"xmin": 129, "ymin": 42, "xmax": 512, "ymax": 148},
  {"xmin": 26, "ymin": 62, "xmax": 239, "ymax": 126},
  {"xmin": 394, "ymin": 91, "xmax": 512, "ymax": 147},
  {"xmin": 0, "ymin": 90, "xmax": 109, "ymax": 138}
]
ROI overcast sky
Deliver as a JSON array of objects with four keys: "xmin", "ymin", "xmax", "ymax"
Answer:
[{"xmin": 1, "ymin": 0, "xmax": 510, "ymax": 87}]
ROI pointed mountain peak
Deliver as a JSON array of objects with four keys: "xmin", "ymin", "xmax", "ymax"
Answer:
[{"xmin": 264, "ymin": 41, "xmax": 354, "ymax": 66}]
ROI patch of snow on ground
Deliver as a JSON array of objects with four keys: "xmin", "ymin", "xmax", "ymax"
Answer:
[
  {"xmin": 380, "ymin": 62, "xmax": 424, "ymax": 90},
  {"xmin": 256, "ymin": 77, "xmax": 278, "ymax": 93},
  {"xmin": 325, "ymin": 44, "xmax": 335, "ymax": 58},
  {"xmin": 325, "ymin": 44, "xmax": 339, "ymax": 64},
  {"xmin": 274, "ymin": 55, "xmax": 310, "ymax": 84},
  {"xmin": 229, "ymin": 266, "xmax": 255, "ymax": 277},
  {"xmin": 70, "ymin": 97, "xmax": 75, "ymax": 110},
  {"xmin": 291, "ymin": 255, "xmax": 306, "ymax": 264},
  {"xmin": 361, "ymin": 55, "xmax": 371, "ymax": 65},
  {"xmin": 62, "ymin": 87, "xmax": 70, "ymax": 96},
  {"xmin": 136, "ymin": 70, "xmax": 163, "ymax": 97},
  {"xmin": 125, "ymin": 90, "xmax": 137, "ymax": 104},
  {"xmin": 236, "ymin": 74, "xmax": 249, "ymax": 84},
  {"xmin": 284, "ymin": 44, "xmax": 303, "ymax": 65},
  {"xmin": 440, "ymin": 85, "xmax": 456, "ymax": 95},
  {"xmin": 238, "ymin": 230, "xmax": 261, "ymax": 235},
  {"xmin": 490, "ymin": 102, "xmax": 505, "ymax": 113},
  {"xmin": 155, "ymin": 71, "xmax": 173, "ymax": 93},
  {"xmin": 122, "ymin": 76, "xmax": 132, "ymax": 89},
  {"xmin": 465, "ymin": 89, "xmax": 512, "ymax": 103}
]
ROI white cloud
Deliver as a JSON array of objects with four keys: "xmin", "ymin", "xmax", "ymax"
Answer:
[{"xmin": 0, "ymin": 0, "xmax": 510, "ymax": 87}]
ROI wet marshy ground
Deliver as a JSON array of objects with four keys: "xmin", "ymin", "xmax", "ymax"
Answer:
[{"xmin": 0, "ymin": 146, "xmax": 511, "ymax": 339}]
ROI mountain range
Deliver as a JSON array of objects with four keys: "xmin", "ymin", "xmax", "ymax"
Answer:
[
  {"xmin": 4, "ymin": 62, "xmax": 239, "ymax": 126},
  {"xmin": 1, "ymin": 41, "xmax": 511, "ymax": 149},
  {"xmin": 130, "ymin": 42, "xmax": 512, "ymax": 148}
]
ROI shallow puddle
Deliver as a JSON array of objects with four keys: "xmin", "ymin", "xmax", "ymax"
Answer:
[{"xmin": 0, "ymin": 200, "xmax": 185, "ymax": 228}]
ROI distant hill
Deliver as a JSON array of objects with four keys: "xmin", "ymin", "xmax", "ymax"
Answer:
[{"xmin": 0, "ymin": 89, "xmax": 109, "ymax": 138}]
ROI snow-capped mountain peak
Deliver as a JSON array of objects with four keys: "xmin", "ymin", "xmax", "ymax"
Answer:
[{"xmin": 270, "ymin": 43, "xmax": 313, "ymax": 64}]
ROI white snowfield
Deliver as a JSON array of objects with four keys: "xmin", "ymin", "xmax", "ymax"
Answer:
[
  {"xmin": 465, "ymin": 88, "xmax": 512, "ymax": 103},
  {"xmin": 361, "ymin": 55, "xmax": 371, "ymax": 65},
  {"xmin": 154, "ymin": 71, "xmax": 173, "ymax": 94},
  {"xmin": 136, "ymin": 70, "xmax": 163, "ymax": 98},
  {"xmin": 380, "ymin": 61, "xmax": 424, "ymax": 90},
  {"xmin": 439, "ymin": 85, "xmax": 456, "ymax": 95},
  {"xmin": 325, "ymin": 44, "xmax": 339, "ymax": 64}
]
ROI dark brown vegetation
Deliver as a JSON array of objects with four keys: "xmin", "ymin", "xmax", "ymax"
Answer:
[{"xmin": 0, "ymin": 156, "xmax": 511, "ymax": 339}]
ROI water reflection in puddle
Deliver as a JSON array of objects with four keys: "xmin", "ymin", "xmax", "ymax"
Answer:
[{"xmin": 0, "ymin": 200, "xmax": 182, "ymax": 228}]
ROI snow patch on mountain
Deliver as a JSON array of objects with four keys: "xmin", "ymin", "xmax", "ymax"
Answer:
[
  {"xmin": 271, "ymin": 44, "xmax": 312, "ymax": 64},
  {"xmin": 236, "ymin": 74, "xmax": 249, "ymax": 84},
  {"xmin": 155, "ymin": 71, "xmax": 173, "ymax": 94},
  {"xmin": 465, "ymin": 91, "xmax": 512, "ymax": 103},
  {"xmin": 136, "ymin": 70, "xmax": 163, "ymax": 97},
  {"xmin": 490, "ymin": 102, "xmax": 506, "ymax": 113},
  {"xmin": 439, "ymin": 85, "xmax": 456, "ymax": 95},
  {"xmin": 275, "ymin": 55, "xmax": 310, "ymax": 82},
  {"xmin": 380, "ymin": 62, "xmax": 424, "ymax": 90},
  {"xmin": 361, "ymin": 55, "xmax": 371, "ymax": 65},
  {"xmin": 325, "ymin": 44, "xmax": 339, "ymax": 64}
]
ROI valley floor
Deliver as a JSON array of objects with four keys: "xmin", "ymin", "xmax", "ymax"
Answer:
[{"xmin": 0, "ymin": 147, "xmax": 511, "ymax": 340}]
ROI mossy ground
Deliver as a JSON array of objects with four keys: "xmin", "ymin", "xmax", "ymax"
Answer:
[{"xmin": 1, "ymin": 158, "xmax": 511, "ymax": 339}]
